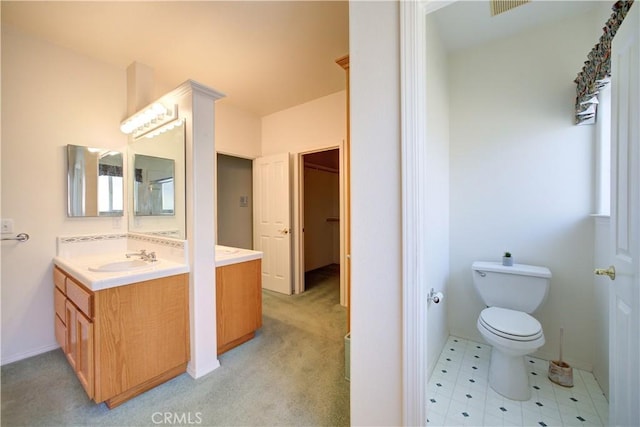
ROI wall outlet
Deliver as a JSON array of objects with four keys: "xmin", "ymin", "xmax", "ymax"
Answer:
[
  {"xmin": 1, "ymin": 219, "xmax": 14, "ymax": 234},
  {"xmin": 240, "ymin": 196, "xmax": 249, "ymax": 208}
]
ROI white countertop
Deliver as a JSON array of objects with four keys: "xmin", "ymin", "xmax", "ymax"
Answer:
[
  {"xmin": 54, "ymin": 253, "xmax": 189, "ymax": 292},
  {"xmin": 215, "ymin": 245, "xmax": 263, "ymax": 267},
  {"xmin": 54, "ymin": 245, "xmax": 262, "ymax": 291}
]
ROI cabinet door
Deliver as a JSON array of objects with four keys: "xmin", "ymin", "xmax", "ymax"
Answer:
[
  {"xmin": 65, "ymin": 300, "xmax": 77, "ymax": 371},
  {"xmin": 216, "ymin": 260, "xmax": 262, "ymax": 352},
  {"xmin": 75, "ymin": 309, "xmax": 94, "ymax": 398},
  {"xmin": 54, "ymin": 315, "xmax": 66, "ymax": 351},
  {"xmin": 65, "ymin": 300, "xmax": 94, "ymax": 399}
]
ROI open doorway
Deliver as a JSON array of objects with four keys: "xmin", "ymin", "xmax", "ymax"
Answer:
[
  {"xmin": 300, "ymin": 149, "xmax": 341, "ymax": 294},
  {"xmin": 216, "ymin": 153, "xmax": 253, "ymax": 249}
]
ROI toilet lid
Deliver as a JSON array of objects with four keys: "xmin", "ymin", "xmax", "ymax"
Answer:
[{"xmin": 480, "ymin": 307, "xmax": 542, "ymax": 341}]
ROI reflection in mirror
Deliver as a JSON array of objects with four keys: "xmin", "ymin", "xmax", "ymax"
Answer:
[
  {"xmin": 128, "ymin": 121, "xmax": 185, "ymax": 239},
  {"xmin": 134, "ymin": 154, "xmax": 175, "ymax": 216},
  {"xmin": 67, "ymin": 144, "xmax": 123, "ymax": 217}
]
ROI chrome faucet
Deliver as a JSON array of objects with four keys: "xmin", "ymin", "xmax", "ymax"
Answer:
[{"xmin": 125, "ymin": 249, "xmax": 157, "ymax": 262}]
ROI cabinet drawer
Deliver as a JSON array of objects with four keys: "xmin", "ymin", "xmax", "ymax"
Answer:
[
  {"xmin": 55, "ymin": 314, "xmax": 66, "ymax": 351},
  {"xmin": 54, "ymin": 287, "xmax": 66, "ymax": 323},
  {"xmin": 66, "ymin": 278, "xmax": 93, "ymax": 319},
  {"xmin": 54, "ymin": 267, "xmax": 66, "ymax": 293}
]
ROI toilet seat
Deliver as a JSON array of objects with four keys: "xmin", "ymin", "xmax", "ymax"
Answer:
[{"xmin": 479, "ymin": 307, "xmax": 542, "ymax": 342}]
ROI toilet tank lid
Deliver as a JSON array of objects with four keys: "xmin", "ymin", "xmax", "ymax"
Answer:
[{"xmin": 472, "ymin": 261, "xmax": 552, "ymax": 278}]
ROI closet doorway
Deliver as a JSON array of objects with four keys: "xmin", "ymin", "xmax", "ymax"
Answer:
[{"xmin": 300, "ymin": 149, "xmax": 341, "ymax": 294}]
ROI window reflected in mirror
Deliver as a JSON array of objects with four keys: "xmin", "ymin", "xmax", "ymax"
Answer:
[
  {"xmin": 67, "ymin": 144, "xmax": 123, "ymax": 217},
  {"xmin": 133, "ymin": 154, "xmax": 175, "ymax": 216}
]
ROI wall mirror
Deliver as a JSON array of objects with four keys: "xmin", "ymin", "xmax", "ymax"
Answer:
[
  {"xmin": 133, "ymin": 154, "xmax": 175, "ymax": 216},
  {"xmin": 128, "ymin": 121, "xmax": 186, "ymax": 239},
  {"xmin": 67, "ymin": 144, "xmax": 123, "ymax": 217}
]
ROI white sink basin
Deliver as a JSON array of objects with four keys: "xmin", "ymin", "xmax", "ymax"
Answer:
[
  {"xmin": 217, "ymin": 248, "xmax": 239, "ymax": 254},
  {"xmin": 88, "ymin": 259, "xmax": 152, "ymax": 273}
]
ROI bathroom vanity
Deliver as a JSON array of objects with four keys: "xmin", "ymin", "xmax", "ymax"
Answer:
[
  {"xmin": 215, "ymin": 246, "xmax": 263, "ymax": 355},
  {"xmin": 53, "ymin": 266, "xmax": 189, "ymax": 408},
  {"xmin": 53, "ymin": 234, "xmax": 190, "ymax": 408}
]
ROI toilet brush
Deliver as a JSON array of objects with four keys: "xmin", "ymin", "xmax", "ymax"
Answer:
[{"xmin": 548, "ymin": 327, "xmax": 573, "ymax": 387}]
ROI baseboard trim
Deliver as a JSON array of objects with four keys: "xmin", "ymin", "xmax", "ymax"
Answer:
[{"xmin": 1, "ymin": 343, "xmax": 60, "ymax": 366}]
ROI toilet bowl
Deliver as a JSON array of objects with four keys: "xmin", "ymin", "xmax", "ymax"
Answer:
[
  {"xmin": 477, "ymin": 307, "xmax": 545, "ymax": 400},
  {"xmin": 472, "ymin": 261, "xmax": 551, "ymax": 401}
]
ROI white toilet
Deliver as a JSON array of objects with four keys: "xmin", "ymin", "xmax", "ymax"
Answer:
[{"xmin": 471, "ymin": 261, "xmax": 551, "ymax": 401}]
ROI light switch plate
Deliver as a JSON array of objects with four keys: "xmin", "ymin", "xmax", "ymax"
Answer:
[{"xmin": 1, "ymin": 219, "xmax": 14, "ymax": 233}]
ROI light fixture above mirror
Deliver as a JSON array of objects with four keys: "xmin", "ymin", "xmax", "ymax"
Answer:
[{"xmin": 120, "ymin": 103, "xmax": 179, "ymax": 140}]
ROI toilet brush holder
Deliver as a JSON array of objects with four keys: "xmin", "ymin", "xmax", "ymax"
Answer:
[
  {"xmin": 548, "ymin": 360, "xmax": 573, "ymax": 387},
  {"xmin": 548, "ymin": 328, "xmax": 573, "ymax": 387}
]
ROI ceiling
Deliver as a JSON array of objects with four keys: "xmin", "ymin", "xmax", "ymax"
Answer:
[
  {"xmin": 432, "ymin": 0, "xmax": 600, "ymax": 52},
  {"xmin": 1, "ymin": 1, "xmax": 349, "ymax": 117},
  {"xmin": 2, "ymin": 1, "xmax": 602, "ymax": 117}
]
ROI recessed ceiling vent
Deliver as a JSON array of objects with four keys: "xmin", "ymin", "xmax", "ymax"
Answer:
[{"xmin": 490, "ymin": 0, "xmax": 531, "ymax": 17}]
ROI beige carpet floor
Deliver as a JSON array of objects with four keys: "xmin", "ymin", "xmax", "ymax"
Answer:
[{"xmin": 1, "ymin": 264, "xmax": 349, "ymax": 426}]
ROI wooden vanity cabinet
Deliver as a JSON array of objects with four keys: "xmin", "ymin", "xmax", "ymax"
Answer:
[
  {"xmin": 216, "ymin": 259, "xmax": 262, "ymax": 354},
  {"xmin": 53, "ymin": 266, "xmax": 189, "ymax": 408}
]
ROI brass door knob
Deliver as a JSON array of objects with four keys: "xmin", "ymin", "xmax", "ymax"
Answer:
[{"xmin": 594, "ymin": 265, "xmax": 616, "ymax": 280}]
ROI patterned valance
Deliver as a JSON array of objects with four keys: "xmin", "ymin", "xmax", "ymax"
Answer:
[
  {"xmin": 98, "ymin": 164, "xmax": 123, "ymax": 177},
  {"xmin": 574, "ymin": 0, "xmax": 634, "ymax": 125}
]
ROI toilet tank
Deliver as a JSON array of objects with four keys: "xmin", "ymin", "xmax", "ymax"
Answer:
[{"xmin": 471, "ymin": 261, "xmax": 551, "ymax": 313}]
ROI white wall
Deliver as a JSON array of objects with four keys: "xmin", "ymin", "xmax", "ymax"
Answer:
[
  {"xmin": 350, "ymin": 1, "xmax": 402, "ymax": 425},
  {"xmin": 448, "ymin": 11, "xmax": 599, "ymax": 370},
  {"xmin": 425, "ymin": 13, "xmax": 451, "ymax": 378},
  {"xmin": 261, "ymin": 91, "xmax": 346, "ymax": 157},
  {"xmin": 1, "ymin": 26, "xmax": 127, "ymax": 364},
  {"xmin": 215, "ymin": 101, "xmax": 261, "ymax": 159}
]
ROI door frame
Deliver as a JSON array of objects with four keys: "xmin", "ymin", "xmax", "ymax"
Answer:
[
  {"xmin": 400, "ymin": 0, "xmax": 457, "ymax": 424},
  {"xmin": 293, "ymin": 143, "xmax": 346, "ymax": 306}
]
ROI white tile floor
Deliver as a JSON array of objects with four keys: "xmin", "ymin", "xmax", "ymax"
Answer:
[{"xmin": 427, "ymin": 336, "xmax": 609, "ymax": 427}]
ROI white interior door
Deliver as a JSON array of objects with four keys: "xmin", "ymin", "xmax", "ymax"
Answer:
[
  {"xmin": 253, "ymin": 153, "xmax": 292, "ymax": 295},
  {"xmin": 608, "ymin": 4, "xmax": 640, "ymax": 425}
]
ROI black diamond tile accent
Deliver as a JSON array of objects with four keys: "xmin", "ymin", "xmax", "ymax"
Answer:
[
  {"xmin": 436, "ymin": 383, "xmax": 442, "ymax": 387},
  {"xmin": 533, "ymin": 386, "xmax": 540, "ymax": 390},
  {"xmin": 469, "ymin": 379, "xmax": 476, "ymax": 383},
  {"xmin": 462, "ymin": 412, "xmax": 469, "ymax": 418},
  {"xmin": 532, "ymin": 372, "xmax": 538, "ymax": 376},
  {"xmin": 441, "ymin": 369, "xmax": 447, "ymax": 373},
  {"xmin": 500, "ymin": 407, "xmax": 507, "ymax": 412},
  {"xmin": 530, "ymin": 360, "xmax": 535, "ymax": 364},
  {"xmin": 476, "ymin": 345, "xmax": 481, "ymax": 348},
  {"xmin": 450, "ymin": 348, "xmax": 455, "ymax": 351},
  {"xmin": 539, "ymin": 422, "xmax": 547, "ymax": 427},
  {"xmin": 446, "ymin": 358, "xmax": 451, "ymax": 361},
  {"xmin": 466, "ymin": 394, "xmax": 472, "ymax": 399},
  {"xmin": 577, "ymin": 416, "xmax": 586, "ymax": 422},
  {"xmin": 430, "ymin": 398, "xmax": 436, "ymax": 403},
  {"xmin": 472, "ymin": 366, "xmax": 478, "ymax": 370},
  {"xmin": 454, "ymin": 339, "xmax": 459, "ymax": 342},
  {"xmin": 536, "ymin": 402, "xmax": 543, "ymax": 407},
  {"xmin": 570, "ymin": 397, "xmax": 578, "ymax": 402}
]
